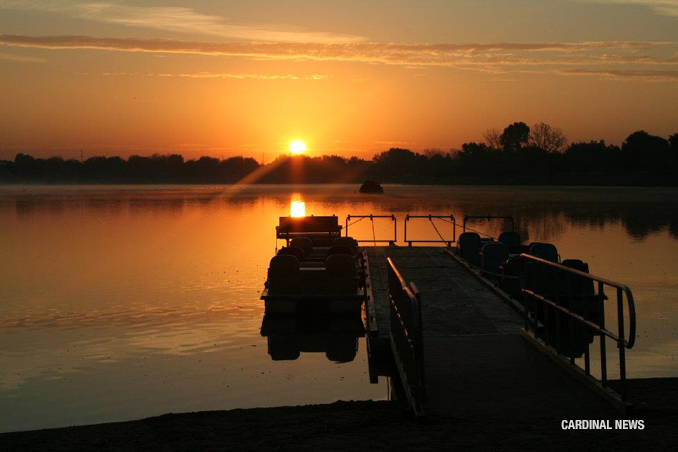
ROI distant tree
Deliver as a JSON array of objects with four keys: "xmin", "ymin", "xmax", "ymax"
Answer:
[
  {"xmin": 423, "ymin": 148, "xmax": 445, "ymax": 158},
  {"xmin": 14, "ymin": 153, "xmax": 35, "ymax": 165},
  {"xmin": 670, "ymin": 133, "xmax": 678, "ymax": 149},
  {"xmin": 564, "ymin": 140, "xmax": 620, "ymax": 171},
  {"xmin": 500, "ymin": 122, "xmax": 530, "ymax": 152},
  {"xmin": 670, "ymin": 133, "xmax": 678, "ymax": 167},
  {"xmin": 622, "ymin": 130, "xmax": 671, "ymax": 173},
  {"xmin": 372, "ymin": 148, "xmax": 425, "ymax": 182},
  {"xmin": 482, "ymin": 128, "xmax": 502, "ymax": 150},
  {"xmin": 530, "ymin": 122, "xmax": 568, "ymax": 153}
]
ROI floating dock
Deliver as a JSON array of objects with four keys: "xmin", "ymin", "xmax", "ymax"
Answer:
[{"xmin": 365, "ymin": 246, "xmax": 620, "ymax": 418}]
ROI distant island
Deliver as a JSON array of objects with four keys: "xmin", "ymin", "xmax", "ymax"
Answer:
[{"xmin": 1, "ymin": 123, "xmax": 676, "ymax": 186}]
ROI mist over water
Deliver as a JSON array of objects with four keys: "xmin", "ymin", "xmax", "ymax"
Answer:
[{"xmin": 1, "ymin": 185, "xmax": 677, "ymax": 432}]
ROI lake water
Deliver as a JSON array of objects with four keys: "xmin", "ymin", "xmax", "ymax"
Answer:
[{"xmin": 1, "ymin": 185, "xmax": 678, "ymax": 432}]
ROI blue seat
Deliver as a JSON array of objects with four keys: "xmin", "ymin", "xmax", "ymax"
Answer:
[
  {"xmin": 499, "ymin": 231, "xmax": 520, "ymax": 245},
  {"xmin": 480, "ymin": 242, "xmax": 509, "ymax": 282},
  {"xmin": 499, "ymin": 256, "xmax": 523, "ymax": 296},
  {"xmin": 528, "ymin": 242, "xmax": 559, "ymax": 263},
  {"xmin": 278, "ymin": 246, "xmax": 305, "ymax": 262},
  {"xmin": 458, "ymin": 232, "xmax": 482, "ymax": 265}
]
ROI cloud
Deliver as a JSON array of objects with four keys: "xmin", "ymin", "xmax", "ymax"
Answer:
[
  {"xmin": 161, "ymin": 72, "xmax": 329, "ymax": 80},
  {"xmin": 2, "ymin": 34, "xmax": 678, "ymax": 82},
  {"xmin": 0, "ymin": 1, "xmax": 364, "ymax": 43},
  {"xmin": 574, "ymin": 1, "xmax": 678, "ymax": 18},
  {"xmin": 559, "ymin": 68, "xmax": 678, "ymax": 81},
  {"xmin": 1, "ymin": 34, "xmax": 675, "ymax": 67},
  {"xmin": 0, "ymin": 50, "xmax": 44, "ymax": 62},
  {"xmin": 97, "ymin": 70, "xmax": 329, "ymax": 81},
  {"xmin": 174, "ymin": 72, "xmax": 327, "ymax": 80}
]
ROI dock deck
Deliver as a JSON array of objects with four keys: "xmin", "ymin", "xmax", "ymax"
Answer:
[{"xmin": 366, "ymin": 246, "xmax": 616, "ymax": 418}]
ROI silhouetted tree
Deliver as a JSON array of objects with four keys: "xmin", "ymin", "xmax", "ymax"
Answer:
[
  {"xmin": 670, "ymin": 133, "xmax": 678, "ymax": 151},
  {"xmin": 423, "ymin": 148, "xmax": 445, "ymax": 158},
  {"xmin": 372, "ymin": 148, "xmax": 425, "ymax": 182},
  {"xmin": 622, "ymin": 130, "xmax": 671, "ymax": 174},
  {"xmin": 2, "ymin": 125, "xmax": 677, "ymax": 185},
  {"xmin": 482, "ymin": 128, "xmax": 502, "ymax": 150},
  {"xmin": 530, "ymin": 122, "xmax": 568, "ymax": 153},
  {"xmin": 500, "ymin": 122, "xmax": 530, "ymax": 152}
]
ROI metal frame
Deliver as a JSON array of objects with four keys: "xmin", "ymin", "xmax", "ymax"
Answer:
[
  {"xmin": 462, "ymin": 215, "xmax": 514, "ymax": 235},
  {"xmin": 404, "ymin": 215, "xmax": 456, "ymax": 247},
  {"xmin": 387, "ymin": 257, "xmax": 425, "ymax": 417},
  {"xmin": 345, "ymin": 214, "xmax": 396, "ymax": 245},
  {"xmin": 276, "ymin": 215, "xmax": 342, "ymax": 247},
  {"xmin": 519, "ymin": 253, "xmax": 636, "ymax": 410}
]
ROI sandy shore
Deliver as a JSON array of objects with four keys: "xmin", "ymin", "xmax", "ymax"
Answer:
[{"xmin": 2, "ymin": 378, "xmax": 676, "ymax": 451}]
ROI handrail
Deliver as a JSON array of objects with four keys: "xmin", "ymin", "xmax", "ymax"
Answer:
[
  {"xmin": 519, "ymin": 253, "xmax": 636, "ymax": 404},
  {"xmin": 520, "ymin": 254, "xmax": 636, "ymax": 348},
  {"xmin": 387, "ymin": 257, "xmax": 425, "ymax": 416},
  {"xmin": 404, "ymin": 215, "xmax": 456, "ymax": 247},
  {"xmin": 345, "ymin": 214, "xmax": 396, "ymax": 245},
  {"xmin": 463, "ymin": 215, "xmax": 514, "ymax": 235}
]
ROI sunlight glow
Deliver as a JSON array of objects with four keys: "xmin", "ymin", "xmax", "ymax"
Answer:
[
  {"xmin": 290, "ymin": 140, "xmax": 306, "ymax": 155},
  {"xmin": 290, "ymin": 200, "xmax": 306, "ymax": 217}
]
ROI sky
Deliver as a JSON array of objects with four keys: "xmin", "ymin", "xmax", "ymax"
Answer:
[{"xmin": 1, "ymin": 0, "xmax": 677, "ymax": 161}]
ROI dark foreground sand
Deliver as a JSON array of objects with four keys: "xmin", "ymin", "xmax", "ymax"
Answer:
[{"xmin": 2, "ymin": 379, "xmax": 676, "ymax": 452}]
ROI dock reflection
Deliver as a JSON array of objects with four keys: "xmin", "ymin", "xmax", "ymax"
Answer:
[{"xmin": 260, "ymin": 313, "xmax": 365, "ymax": 363}]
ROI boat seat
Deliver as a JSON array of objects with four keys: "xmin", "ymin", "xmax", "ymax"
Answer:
[
  {"xmin": 458, "ymin": 232, "xmax": 482, "ymax": 266},
  {"xmin": 290, "ymin": 237, "xmax": 314, "ymax": 257},
  {"xmin": 326, "ymin": 337, "xmax": 358, "ymax": 363},
  {"xmin": 267, "ymin": 255, "xmax": 300, "ymax": 295},
  {"xmin": 333, "ymin": 237, "xmax": 359, "ymax": 255},
  {"xmin": 267, "ymin": 337, "xmax": 301, "ymax": 361},
  {"xmin": 325, "ymin": 254, "xmax": 358, "ymax": 294},
  {"xmin": 559, "ymin": 259, "xmax": 603, "ymax": 322},
  {"xmin": 528, "ymin": 242, "xmax": 559, "ymax": 263},
  {"xmin": 276, "ymin": 216, "xmax": 342, "ymax": 241},
  {"xmin": 327, "ymin": 246, "xmax": 353, "ymax": 258},
  {"xmin": 499, "ymin": 256, "xmax": 524, "ymax": 296},
  {"xmin": 561, "ymin": 259, "xmax": 594, "ymax": 295},
  {"xmin": 499, "ymin": 231, "xmax": 521, "ymax": 246},
  {"xmin": 480, "ymin": 242, "xmax": 509, "ymax": 282},
  {"xmin": 278, "ymin": 246, "xmax": 305, "ymax": 262}
]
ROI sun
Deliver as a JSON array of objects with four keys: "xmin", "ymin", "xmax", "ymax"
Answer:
[{"xmin": 290, "ymin": 140, "xmax": 306, "ymax": 155}]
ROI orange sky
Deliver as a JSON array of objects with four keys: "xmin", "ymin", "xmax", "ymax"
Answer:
[{"xmin": 1, "ymin": 1, "xmax": 677, "ymax": 160}]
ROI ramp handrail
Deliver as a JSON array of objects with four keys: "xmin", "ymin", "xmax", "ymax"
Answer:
[
  {"xmin": 345, "ymin": 214, "xmax": 396, "ymax": 245},
  {"xmin": 519, "ymin": 253, "xmax": 636, "ymax": 405},
  {"xmin": 404, "ymin": 215, "xmax": 456, "ymax": 247},
  {"xmin": 387, "ymin": 257, "xmax": 425, "ymax": 416}
]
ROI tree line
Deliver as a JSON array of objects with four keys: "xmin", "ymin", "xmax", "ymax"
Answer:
[{"xmin": 1, "ymin": 124, "xmax": 677, "ymax": 185}]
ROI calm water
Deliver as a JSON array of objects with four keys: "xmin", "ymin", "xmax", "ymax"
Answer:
[{"xmin": 1, "ymin": 185, "xmax": 678, "ymax": 432}]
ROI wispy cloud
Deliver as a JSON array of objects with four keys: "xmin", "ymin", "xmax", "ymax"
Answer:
[
  {"xmin": 1, "ymin": 34, "xmax": 675, "ymax": 67},
  {"xmin": 2, "ymin": 34, "xmax": 678, "ymax": 81},
  {"xmin": 0, "ymin": 50, "xmax": 44, "ymax": 62},
  {"xmin": 167, "ymin": 72, "xmax": 329, "ymax": 80},
  {"xmin": 559, "ymin": 68, "xmax": 678, "ymax": 81},
  {"xmin": 574, "ymin": 1, "xmax": 678, "ymax": 18},
  {"xmin": 0, "ymin": 1, "xmax": 364, "ymax": 43}
]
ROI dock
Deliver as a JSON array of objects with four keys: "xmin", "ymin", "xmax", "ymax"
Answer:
[{"xmin": 365, "ymin": 246, "xmax": 617, "ymax": 418}]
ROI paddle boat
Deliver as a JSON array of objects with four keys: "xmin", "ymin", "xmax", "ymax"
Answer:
[{"xmin": 261, "ymin": 215, "xmax": 366, "ymax": 315}]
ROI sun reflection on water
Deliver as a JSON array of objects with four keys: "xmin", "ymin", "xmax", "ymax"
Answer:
[{"xmin": 290, "ymin": 200, "xmax": 306, "ymax": 217}]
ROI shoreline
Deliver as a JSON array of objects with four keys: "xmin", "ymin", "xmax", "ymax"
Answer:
[{"xmin": 2, "ymin": 378, "xmax": 677, "ymax": 451}]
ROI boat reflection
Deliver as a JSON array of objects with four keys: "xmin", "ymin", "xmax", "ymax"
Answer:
[{"xmin": 260, "ymin": 313, "xmax": 365, "ymax": 363}]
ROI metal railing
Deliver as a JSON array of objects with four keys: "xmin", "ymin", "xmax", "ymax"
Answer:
[
  {"xmin": 387, "ymin": 257, "xmax": 425, "ymax": 416},
  {"xmin": 404, "ymin": 215, "xmax": 456, "ymax": 247},
  {"xmin": 519, "ymin": 253, "xmax": 636, "ymax": 407},
  {"xmin": 345, "ymin": 214, "xmax": 397, "ymax": 245},
  {"xmin": 462, "ymin": 215, "xmax": 514, "ymax": 236}
]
